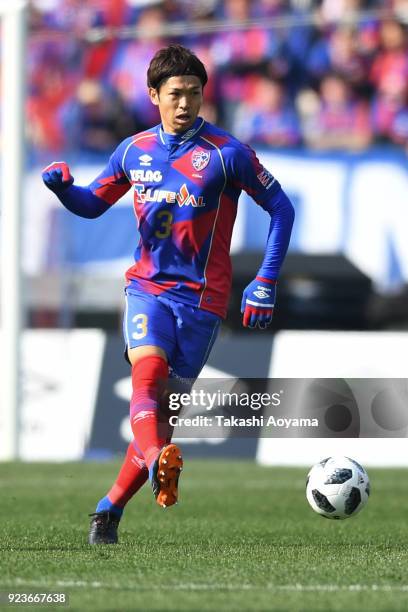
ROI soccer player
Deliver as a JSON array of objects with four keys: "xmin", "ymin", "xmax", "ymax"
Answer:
[{"xmin": 42, "ymin": 45, "xmax": 295, "ymax": 544}]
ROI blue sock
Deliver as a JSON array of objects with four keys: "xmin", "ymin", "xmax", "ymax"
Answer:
[
  {"xmin": 149, "ymin": 455, "xmax": 160, "ymax": 482},
  {"xmin": 95, "ymin": 495, "xmax": 124, "ymax": 518}
]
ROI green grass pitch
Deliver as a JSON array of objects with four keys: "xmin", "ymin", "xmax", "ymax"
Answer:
[{"xmin": 1, "ymin": 460, "xmax": 407, "ymax": 611}]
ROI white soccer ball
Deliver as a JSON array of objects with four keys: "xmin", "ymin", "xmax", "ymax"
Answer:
[{"xmin": 306, "ymin": 456, "xmax": 370, "ymax": 519}]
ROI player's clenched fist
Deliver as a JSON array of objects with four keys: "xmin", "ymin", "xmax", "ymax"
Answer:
[
  {"xmin": 42, "ymin": 161, "xmax": 74, "ymax": 192},
  {"xmin": 241, "ymin": 276, "xmax": 277, "ymax": 329}
]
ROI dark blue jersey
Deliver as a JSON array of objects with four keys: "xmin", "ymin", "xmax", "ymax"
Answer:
[{"xmin": 80, "ymin": 117, "xmax": 293, "ymax": 318}]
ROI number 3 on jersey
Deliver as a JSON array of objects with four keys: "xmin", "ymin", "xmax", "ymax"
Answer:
[
  {"xmin": 132, "ymin": 313, "xmax": 148, "ymax": 339},
  {"xmin": 155, "ymin": 210, "xmax": 173, "ymax": 239}
]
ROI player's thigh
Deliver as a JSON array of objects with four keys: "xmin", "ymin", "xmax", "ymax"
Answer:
[
  {"xmin": 123, "ymin": 288, "xmax": 176, "ymax": 364},
  {"xmin": 172, "ymin": 307, "xmax": 221, "ymax": 379}
]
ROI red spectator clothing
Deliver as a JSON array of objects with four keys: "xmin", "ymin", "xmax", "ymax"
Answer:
[
  {"xmin": 370, "ymin": 50, "xmax": 408, "ymax": 89},
  {"xmin": 317, "ymin": 100, "xmax": 371, "ymax": 137}
]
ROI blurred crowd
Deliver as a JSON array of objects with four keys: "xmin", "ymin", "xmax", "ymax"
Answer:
[{"xmin": 26, "ymin": 0, "xmax": 408, "ymax": 157}]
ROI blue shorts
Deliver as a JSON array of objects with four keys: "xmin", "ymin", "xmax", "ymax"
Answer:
[{"xmin": 123, "ymin": 287, "xmax": 221, "ymax": 379}]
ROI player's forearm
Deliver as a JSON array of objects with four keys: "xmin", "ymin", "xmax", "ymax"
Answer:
[
  {"xmin": 55, "ymin": 185, "xmax": 111, "ymax": 219},
  {"xmin": 258, "ymin": 188, "xmax": 295, "ymax": 279}
]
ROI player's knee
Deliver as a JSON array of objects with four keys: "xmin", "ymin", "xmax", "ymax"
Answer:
[{"xmin": 127, "ymin": 344, "xmax": 167, "ymax": 367}]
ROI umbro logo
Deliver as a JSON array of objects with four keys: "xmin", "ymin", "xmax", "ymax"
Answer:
[
  {"xmin": 254, "ymin": 287, "xmax": 271, "ymax": 299},
  {"xmin": 139, "ymin": 154, "xmax": 152, "ymax": 167}
]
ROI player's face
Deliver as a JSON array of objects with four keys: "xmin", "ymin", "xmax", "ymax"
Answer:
[{"xmin": 149, "ymin": 75, "xmax": 203, "ymax": 134}]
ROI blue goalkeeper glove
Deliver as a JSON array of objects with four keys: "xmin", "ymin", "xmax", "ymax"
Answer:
[
  {"xmin": 241, "ymin": 276, "xmax": 277, "ymax": 329},
  {"xmin": 42, "ymin": 161, "xmax": 74, "ymax": 193}
]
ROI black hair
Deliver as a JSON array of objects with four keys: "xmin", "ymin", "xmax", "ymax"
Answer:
[{"xmin": 147, "ymin": 44, "xmax": 208, "ymax": 91}]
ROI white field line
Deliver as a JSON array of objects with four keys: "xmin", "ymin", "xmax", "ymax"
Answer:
[
  {"xmin": 274, "ymin": 584, "xmax": 408, "ymax": 592},
  {"xmin": 3, "ymin": 578, "xmax": 408, "ymax": 593}
]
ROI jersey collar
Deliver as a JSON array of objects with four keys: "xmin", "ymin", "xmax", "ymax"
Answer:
[{"xmin": 159, "ymin": 117, "xmax": 205, "ymax": 148}]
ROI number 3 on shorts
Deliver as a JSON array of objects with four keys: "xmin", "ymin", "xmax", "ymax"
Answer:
[{"xmin": 132, "ymin": 313, "xmax": 148, "ymax": 339}]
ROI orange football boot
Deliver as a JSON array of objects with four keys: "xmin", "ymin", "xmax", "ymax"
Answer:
[{"xmin": 151, "ymin": 444, "xmax": 183, "ymax": 508}]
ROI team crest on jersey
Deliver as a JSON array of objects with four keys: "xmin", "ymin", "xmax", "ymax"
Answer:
[{"xmin": 192, "ymin": 148, "xmax": 211, "ymax": 172}]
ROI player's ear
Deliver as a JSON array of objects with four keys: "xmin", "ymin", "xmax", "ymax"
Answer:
[{"xmin": 149, "ymin": 87, "xmax": 160, "ymax": 106}]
